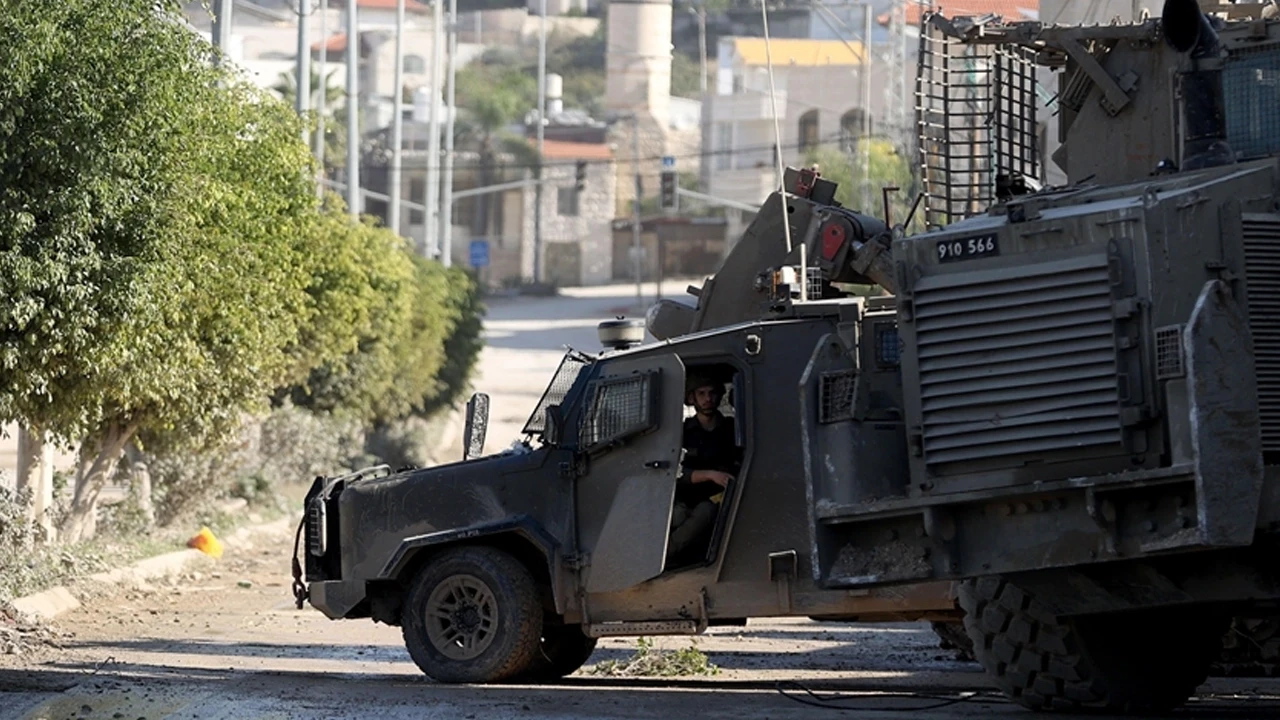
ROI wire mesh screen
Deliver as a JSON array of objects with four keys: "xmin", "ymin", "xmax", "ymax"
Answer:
[
  {"xmin": 579, "ymin": 373, "xmax": 655, "ymax": 449},
  {"xmin": 1224, "ymin": 44, "xmax": 1280, "ymax": 159},
  {"xmin": 916, "ymin": 14, "xmax": 1039, "ymax": 228},
  {"xmin": 523, "ymin": 353, "xmax": 590, "ymax": 435},
  {"xmin": 1155, "ymin": 325, "xmax": 1185, "ymax": 380},
  {"xmin": 819, "ymin": 370, "xmax": 858, "ymax": 424},
  {"xmin": 875, "ymin": 321, "xmax": 902, "ymax": 368}
]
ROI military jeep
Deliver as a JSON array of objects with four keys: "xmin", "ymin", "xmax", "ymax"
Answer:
[{"xmin": 297, "ymin": 292, "xmax": 959, "ymax": 683}]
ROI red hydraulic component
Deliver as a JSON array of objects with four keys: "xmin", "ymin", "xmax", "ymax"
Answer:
[{"xmin": 821, "ymin": 220, "xmax": 849, "ymax": 261}]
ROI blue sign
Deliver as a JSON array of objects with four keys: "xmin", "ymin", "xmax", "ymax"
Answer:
[
  {"xmin": 661, "ymin": 155, "xmax": 676, "ymax": 169},
  {"xmin": 469, "ymin": 239, "xmax": 490, "ymax": 268}
]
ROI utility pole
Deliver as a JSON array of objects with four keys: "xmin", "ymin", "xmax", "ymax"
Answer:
[
  {"xmin": 861, "ymin": 4, "xmax": 873, "ymax": 211},
  {"xmin": 692, "ymin": 3, "xmax": 709, "ymax": 192},
  {"xmin": 389, "ymin": 0, "xmax": 406, "ymax": 235},
  {"xmin": 317, "ymin": 0, "xmax": 328, "ymax": 179},
  {"xmin": 440, "ymin": 0, "xmax": 459, "ymax": 267},
  {"xmin": 346, "ymin": 0, "xmax": 361, "ymax": 218},
  {"xmin": 296, "ymin": 0, "xmax": 312, "ymax": 132},
  {"xmin": 632, "ymin": 116, "xmax": 643, "ymax": 309},
  {"xmin": 533, "ymin": 0, "xmax": 547, "ymax": 283},
  {"xmin": 212, "ymin": 0, "xmax": 234, "ymax": 57},
  {"xmin": 426, "ymin": 0, "xmax": 445, "ymax": 258}
]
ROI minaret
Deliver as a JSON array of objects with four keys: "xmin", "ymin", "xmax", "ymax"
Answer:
[{"xmin": 605, "ymin": 0, "xmax": 673, "ymax": 128}]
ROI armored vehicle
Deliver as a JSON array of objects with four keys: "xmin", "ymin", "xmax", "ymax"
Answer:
[
  {"xmin": 293, "ymin": 173, "xmax": 962, "ymax": 685},
  {"xmin": 770, "ymin": 0, "xmax": 1280, "ymax": 711}
]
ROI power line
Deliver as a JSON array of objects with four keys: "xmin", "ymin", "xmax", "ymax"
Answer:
[{"xmin": 344, "ymin": 129, "xmax": 872, "ymax": 176}]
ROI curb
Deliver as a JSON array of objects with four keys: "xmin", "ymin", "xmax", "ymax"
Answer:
[{"xmin": 8, "ymin": 512, "xmax": 296, "ymax": 623}]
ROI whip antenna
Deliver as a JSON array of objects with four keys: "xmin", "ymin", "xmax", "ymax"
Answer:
[{"xmin": 760, "ymin": 0, "xmax": 794, "ymax": 253}]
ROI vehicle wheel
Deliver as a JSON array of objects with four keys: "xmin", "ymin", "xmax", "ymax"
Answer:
[
  {"xmin": 931, "ymin": 620, "xmax": 975, "ymax": 662},
  {"xmin": 958, "ymin": 576, "xmax": 1227, "ymax": 712},
  {"xmin": 520, "ymin": 620, "xmax": 598, "ymax": 682},
  {"xmin": 401, "ymin": 546, "xmax": 543, "ymax": 683},
  {"xmin": 1214, "ymin": 615, "xmax": 1280, "ymax": 677}
]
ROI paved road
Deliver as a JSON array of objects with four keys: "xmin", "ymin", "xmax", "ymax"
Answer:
[{"xmin": 7, "ymin": 283, "xmax": 1280, "ymax": 719}]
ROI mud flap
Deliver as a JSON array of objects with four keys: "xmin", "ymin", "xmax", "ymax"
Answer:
[{"xmin": 1186, "ymin": 279, "xmax": 1264, "ymax": 547}]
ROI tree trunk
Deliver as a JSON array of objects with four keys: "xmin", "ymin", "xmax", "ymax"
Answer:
[
  {"xmin": 60, "ymin": 420, "xmax": 140, "ymax": 543},
  {"xmin": 16, "ymin": 424, "xmax": 55, "ymax": 542},
  {"xmin": 124, "ymin": 442, "xmax": 155, "ymax": 525}
]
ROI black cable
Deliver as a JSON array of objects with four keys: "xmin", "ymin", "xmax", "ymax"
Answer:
[{"xmin": 774, "ymin": 679, "xmax": 1003, "ymax": 713}]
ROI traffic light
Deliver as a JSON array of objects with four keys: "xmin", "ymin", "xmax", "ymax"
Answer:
[
  {"xmin": 659, "ymin": 170, "xmax": 678, "ymax": 212},
  {"xmin": 575, "ymin": 160, "xmax": 587, "ymax": 191}
]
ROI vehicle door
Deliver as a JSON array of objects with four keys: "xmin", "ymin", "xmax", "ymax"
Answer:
[{"xmin": 574, "ymin": 354, "xmax": 685, "ymax": 594}]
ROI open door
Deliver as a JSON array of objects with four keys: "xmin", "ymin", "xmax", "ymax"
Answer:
[{"xmin": 575, "ymin": 354, "xmax": 685, "ymax": 594}]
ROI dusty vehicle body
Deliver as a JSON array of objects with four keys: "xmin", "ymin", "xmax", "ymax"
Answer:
[
  {"xmin": 775, "ymin": 0, "xmax": 1280, "ymax": 711},
  {"xmin": 298, "ymin": 171, "xmax": 962, "ymax": 684}
]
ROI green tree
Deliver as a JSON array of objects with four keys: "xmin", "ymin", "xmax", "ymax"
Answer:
[
  {"xmin": 804, "ymin": 139, "xmax": 920, "ymax": 229},
  {"xmin": 274, "ymin": 66, "xmax": 349, "ymax": 173},
  {"xmin": 454, "ymin": 64, "xmax": 540, "ymax": 243},
  {"xmin": 0, "ymin": 0, "xmax": 324, "ymax": 541}
]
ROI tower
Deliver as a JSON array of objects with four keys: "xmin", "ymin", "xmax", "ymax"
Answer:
[{"xmin": 605, "ymin": 0, "xmax": 673, "ymax": 128}]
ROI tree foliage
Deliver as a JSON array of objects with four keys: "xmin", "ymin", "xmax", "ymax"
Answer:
[
  {"xmin": 804, "ymin": 139, "xmax": 919, "ymax": 229},
  {"xmin": 0, "ymin": 0, "xmax": 484, "ymax": 540}
]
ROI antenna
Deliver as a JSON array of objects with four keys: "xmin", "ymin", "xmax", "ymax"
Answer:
[{"xmin": 760, "ymin": 0, "xmax": 794, "ymax": 254}]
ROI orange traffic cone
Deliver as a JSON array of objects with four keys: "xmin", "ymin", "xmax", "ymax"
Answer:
[{"xmin": 187, "ymin": 526, "xmax": 223, "ymax": 559}]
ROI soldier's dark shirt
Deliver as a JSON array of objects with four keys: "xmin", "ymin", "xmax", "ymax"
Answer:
[{"xmin": 676, "ymin": 413, "xmax": 742, "ymax": 505}]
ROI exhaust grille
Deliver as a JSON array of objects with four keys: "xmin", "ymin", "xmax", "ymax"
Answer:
[
  {"xmin": 1243, "ymin": 215, "xmax": 1280, "ymax": 452},
  {"xmin": 913, "ymin": 254, "xmax": 1122, "ymax": 467}
]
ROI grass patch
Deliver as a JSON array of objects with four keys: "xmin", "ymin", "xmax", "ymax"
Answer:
[
  {"xmin": 0, "ymin": 490, "xmax": 297, "ymax": 604},
  {"xmin": 590, "ymin": 637, "xmax": 720, "ymax": 677}
]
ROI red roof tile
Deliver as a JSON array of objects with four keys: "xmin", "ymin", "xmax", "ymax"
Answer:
[
  {"xmin": 312, "ymin": 32, "xmax": 349, "ymax": 53},
  {"xmin": 359, "ymin": 0, "xmax": 430, "ymax": 12},
  {"xmin": 537, "ymin": 140, "xmax": 614, "ymax": 161},
  {"xmin": 880, "ymin": 0, "xmax": 1039, "ymax": 27}
]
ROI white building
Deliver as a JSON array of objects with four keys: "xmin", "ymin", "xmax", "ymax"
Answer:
[{"xmin": 703, "ymin": 37, "xmax": 879, "ymax": 209}]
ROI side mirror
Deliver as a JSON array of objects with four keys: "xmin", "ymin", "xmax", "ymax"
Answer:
[
  {"xmin": 545, "ymin": 404, "xmax": 563, "ymax": 446},
  {"xmin": 463, "ymin": 392, "xmax": 490, "ymax": 460}
]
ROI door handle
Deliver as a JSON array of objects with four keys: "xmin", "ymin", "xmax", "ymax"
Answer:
[{"xmin": 644, "ymin": 460, "xmax": 670, "ymax": 470}]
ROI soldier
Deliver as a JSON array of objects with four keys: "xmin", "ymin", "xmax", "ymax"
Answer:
[{"xmin": 668, "ymin": 370, "xmax": 743, "ymax": 565}]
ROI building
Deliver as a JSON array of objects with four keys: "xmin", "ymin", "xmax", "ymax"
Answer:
[
  {"xmin": 702, "ymin": 37, "xmax": 875, "ymax": 211},
  {"xmin": 523, "ymin": 140, "xmax": 619, "ymax": 286}
]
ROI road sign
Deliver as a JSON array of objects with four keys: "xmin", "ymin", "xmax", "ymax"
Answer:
[
  {"xmin": 661, "ymin": 155, "xmax": 676, "ymax": 170},
  {"xmin": 469, "ymin": 239, "xmax": 490, "ymax": 268}
]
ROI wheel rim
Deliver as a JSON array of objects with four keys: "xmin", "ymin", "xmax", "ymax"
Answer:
[{"xmin": 424, "ymin": 574, "xmax": 499, "ymax": 661}]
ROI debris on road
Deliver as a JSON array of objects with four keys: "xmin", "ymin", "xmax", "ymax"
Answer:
[{"xmin": 590, "ymin": 637, "xmax": 720, "ymax": 677}]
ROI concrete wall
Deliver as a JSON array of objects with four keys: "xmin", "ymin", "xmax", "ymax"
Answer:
[{"xmin": 522, "ymin": 160, "xmax": 618, "ymax": 286}]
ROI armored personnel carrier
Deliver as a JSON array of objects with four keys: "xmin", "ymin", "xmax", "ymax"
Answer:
[{"xmin": 788, "ymin": 0, "xmax": 1280, "ymax": 711}]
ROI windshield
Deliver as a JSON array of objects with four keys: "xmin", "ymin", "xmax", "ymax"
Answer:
[{"xmin": 522, "ymin": 351, "xmax": 592, "ymax": 436}]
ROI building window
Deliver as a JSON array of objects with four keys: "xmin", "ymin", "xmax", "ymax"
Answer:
[
  {"xmin": 841, "ymin": 109, "xmax": 868, "ymax": 153},
  {"xmin": 409, "ymin": 177, "xmax": 425, "ymax": 224},
  {"xmin": 798, "ymin": 110, "xmax": 820, "ymax": 154},
  {"xmin": 404, "ymin": 54, "xmax": 426, "ymax": 74},
  {"xmin": 715, "ymin": 122, "xmax": 733, "ymax": 171},
  {"xmin": 558, "ymin": 186, "xmax": 580, "ymax": 216}
]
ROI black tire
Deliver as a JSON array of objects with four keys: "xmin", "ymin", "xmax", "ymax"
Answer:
[
  {"xmin": 520, "ymin": 620, "xmax": 599, "ymax": 682},
  {"xmin": 401, "ymin": 546, "xmax": 543, "ymax": 683},
  {"xmin": 1214, "ymin": 615, "xmax": 1280, "ymax": 677},
  {"xmin": 931, "ymin": 621, "xmax": 976, "ymax": 662},
  {"xmin": 958, "ymin": 576, "xmax": 1227, "ymax": 713}
]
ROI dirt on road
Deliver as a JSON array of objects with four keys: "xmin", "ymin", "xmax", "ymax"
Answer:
[{"xmin": 4, "ymin": 518, "xmax": 1280, "ymax": 720}]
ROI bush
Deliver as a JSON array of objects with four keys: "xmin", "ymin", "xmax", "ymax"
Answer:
[
  {"xmin": 590, "ymin": 638, "xmax": 720, "ymax": 677},
  {"xmin": 148, "ymin": 401, "xmax": 365, "ymax": 526},
  {"xmin": 0, "ymin": 486, "xmax": 37, "ymax": 557}
]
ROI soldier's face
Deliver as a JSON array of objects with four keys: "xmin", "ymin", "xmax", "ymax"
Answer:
[{"xmin": 693, "ymin": 386, "xmax": 719, "ymax": 415}]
